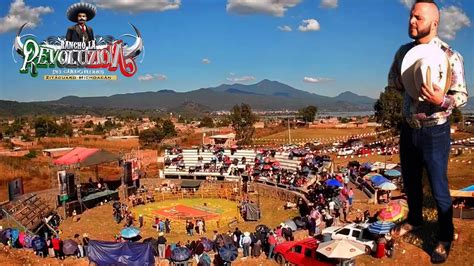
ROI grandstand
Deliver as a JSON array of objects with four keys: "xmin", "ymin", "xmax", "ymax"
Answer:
[
  {"xmin": 163, "ymin": 149, "xmax": 257, "ymax": 180},
  {"xmin": 162, "ymin": 149, "xmax": 304, "ymax": 180}
]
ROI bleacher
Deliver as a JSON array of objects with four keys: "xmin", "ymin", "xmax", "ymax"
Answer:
[
  {"xmin": 273, "ymin": 152, "xmax": 301, "ymax": 171},
  {"xmin": 0, "ymin": 193, "xmax": 54, "ymax": 233},
  {"xmin": 163, "ymin": 149, "xmax": 257, "ymax": 179}
]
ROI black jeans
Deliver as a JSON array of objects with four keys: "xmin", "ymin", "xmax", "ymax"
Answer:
[{"xmin": 400, "ymin": 121, "xmax": 453, "ymax": 242}]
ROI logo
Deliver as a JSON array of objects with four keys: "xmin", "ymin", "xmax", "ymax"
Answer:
[{"xmin": 12, "ymin": 2, "xmax": 144, "ymax": 79}]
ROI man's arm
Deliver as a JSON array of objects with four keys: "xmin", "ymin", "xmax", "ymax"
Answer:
[{"xmin": 440, "ymin": 51, "xmax": 468, "ymax": 110}]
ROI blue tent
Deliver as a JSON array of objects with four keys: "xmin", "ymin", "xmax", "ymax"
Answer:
[
  {"xmin": 87, "ymin": 240, "xmax": 155, "ymax": 266},
  {"xmin": 325, "ymin": 179, "xmax": 342, "ymax": 187},
  {"xmin": 384, "ymin": 169, "xmax": 401, "ymax": 177},
  {"xmin": 120, "ymin": 227, "xmax": 140, "ymax": 239},
  {"xmin": 371, "ymin": 175, "xmax": 390, "ymax": 187},
  {"xmin": 461, "ymin": 185, "xmax": 474, "ymax": 191}
]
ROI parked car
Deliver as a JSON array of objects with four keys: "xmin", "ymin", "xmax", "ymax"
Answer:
[
  {"xmin": 337, "ymin": 147, "xmax": 355, "ymax": 156},
  {"xmin": 357, "ymin": 148, "xmax": 371, "ymax": 155},
  {"xmin": 273, "ymin": 238, "xmax": 337, "ymax": 266},
  {"xmin": 321, "ymin": 223, "xmax": 376, "ymax": 253}
]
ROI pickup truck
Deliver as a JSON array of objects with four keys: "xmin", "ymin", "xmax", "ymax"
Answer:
[
  {"xmin": 321, "ymin": 223, "xmax": 376, "ymax": 253},
  {"xmin": 337, "ymin": 148, "xmax": 354, "ymax": 156}
]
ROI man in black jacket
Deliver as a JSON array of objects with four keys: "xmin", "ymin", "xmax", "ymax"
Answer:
[{"xmin": 65, "ymin": 2, "xmax": 96, "ymax": 42}]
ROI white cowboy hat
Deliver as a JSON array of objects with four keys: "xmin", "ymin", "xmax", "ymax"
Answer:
[
  {"xmin": 401, "ymin": 44, "xmax": 451, "ymax": 101},
  {"xmin": 244, "ymin": 232, "xmax": 250, "ymax": 237},
  {"xmin": 159, "ymin": 232, "xmax": 164, "ymax": 236}
]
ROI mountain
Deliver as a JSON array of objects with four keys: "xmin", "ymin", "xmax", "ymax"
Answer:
[
  {"xmin": 0, "ymin": 80, "xmax": 378, "ymax": 117},
  {"xmin": 333, "ymin": 91, "xmax": 376, "ymax": 105}
]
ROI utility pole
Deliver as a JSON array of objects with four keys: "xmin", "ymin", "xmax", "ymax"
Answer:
[{"xmin": 288, "ymin": 117, "xmax": 291, "ymax": 144}]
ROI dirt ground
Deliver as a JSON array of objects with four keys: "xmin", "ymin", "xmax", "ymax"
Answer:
[{"xmin": 0, "ymin": 128, "xmax": 472, "ymax": 265}]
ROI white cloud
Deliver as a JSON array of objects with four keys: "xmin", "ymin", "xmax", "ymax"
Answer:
[
  {"xmin": 227, "ymin": 75, "xmax": 256, "ymax": 82},
  {"xmin": 439, "ymin": 6, "xmax": 471, "ymax": 40},
  {"xmin": 303, "ymin": 76, "xmax": 333, "ymax": 83},
  {"xmin": 155, "ymin": 74, "xmax": 168, "ymax": 80},
  {"xmin": 278, "ymin": 25, "xmax": 292, "ymax": 32},
  {"xmin": 0, "ymin": 0, "xmax": 53, "ymax": 34},
  {"xmin": 226, "ymin": 0, "xmax": 301, "ymax": 17},
  {"xmin": 138, "ymin": 73, "xmax": 167, "ymax": 81},
  {"xmin": 202, "ymin": 58, "xmax": 211, "ymax": 64},
  {"xmin": 298, "ymin": 19, "xmax": 320, "ymax": 32},
  {"xmin": 400, "ymin": 0, "xmax": 415, "ymax": 9},
  {"xmin": 320, "ymin": 0, "xmax": 338, "ymax": 9},
  {"xmin": 91, "ymin": 0, "xmax": 180, "ymax": 12}
]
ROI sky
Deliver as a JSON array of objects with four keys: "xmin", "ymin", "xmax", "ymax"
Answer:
[{"xmin": 0, "ymin": 0, "xmax": 472, "ymax": 102}]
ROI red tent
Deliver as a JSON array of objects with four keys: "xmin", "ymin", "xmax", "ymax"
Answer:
[{"xmin": 54, "ymin": 147, "xmax": 119, "ymax": 167}]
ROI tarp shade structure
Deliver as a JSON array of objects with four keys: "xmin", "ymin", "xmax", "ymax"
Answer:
[
  {"xmin": 180, "ymin": 180, "xmax": 202, "ymax": 189},
  {"xmin": 54, "ymin": 147, "xmax": 120, "ymax": 168},
  {"xmin": 82, "ymin": 189, "xmax": 118, "ymax": 202},
  {"xmin": 87, "ymin": 240, "xmax": 155, "ymax": 266}
]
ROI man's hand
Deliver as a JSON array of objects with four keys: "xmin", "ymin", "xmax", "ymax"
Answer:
[{"xmin": 420, "ymin": 83, "xmax": 444, "ymax": 105}]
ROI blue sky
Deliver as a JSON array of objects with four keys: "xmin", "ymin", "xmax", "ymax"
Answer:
[{"xmin": 0, "ymin": 0, "xmax": 472, "ymax": 101}]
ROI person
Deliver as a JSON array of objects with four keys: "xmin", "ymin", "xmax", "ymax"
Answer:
[
  {"xmin": 138, "ymin": 214, "xmax": 144, "ymax": 228},
  {"xmin": 375, "ymin": 237, "xmax": 386, "ymax": 258},
  {"xmin": 74, "ymin": 233, "xmax": 84, "ymax": 258},
  {"xmin": 241, "ymin": 232, "xmax": 252, "ymax": 257},
  {"xmin": 155, "ymin": 217, "xmax": 160, "ymax": 232},
  {"xmin": 328, "ymin": 200, "xmax": 335, "ymax": 215},
  {"xmin": 267, "ymin": 232, "xmax": 277, "ymax": 259},
  {"xmin": 157, "ymin": 232, "xmax": 167, "ymax": 259},
  {"xmin": 66, "ymin": 2, "xmax": 95, "ymax": 42},
  {"xmin": 388, "ymin": 0, "xmax": 468, "ymax": 263},
  {"xmin": 197, "ymin": 219, "xmax": 204, "ymax": 235},
  {"xmin": 232, "ymin": 227, "xmax": 242, "ymax": 246},
  {"xmin": 82, "ymin": 233, "xmax": 90, "ymax": 257},
  {"xmin": 385, "ymin": 234, "xmax": 395, "ymax": 258},
  {"xmin": 348, "ymin": 188, "xmax": 354, "ymax": 211},
  {"xmin": 165, "ymin": 218, "xmax": 171, "ymax": 233},
  {"xmin": 52, "ymin": 235, "xmax": 64, "ymax": 260},
  {"xmin": 47, "ymin": 235, "xmax": 55, "ymax": 258}
]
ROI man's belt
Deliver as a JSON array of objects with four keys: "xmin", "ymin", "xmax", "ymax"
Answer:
[{"xmin": 405, "ymin": 116, "xmax": 448, "ymax": 129}]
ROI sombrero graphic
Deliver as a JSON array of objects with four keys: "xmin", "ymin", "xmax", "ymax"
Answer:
[
  {"xmin": 401, "ymin": 44, "xmax": 452, "ymax": 101},
  {"xmin": 67, "ymin": 2, "xmax": 97, "ymax": 22}
]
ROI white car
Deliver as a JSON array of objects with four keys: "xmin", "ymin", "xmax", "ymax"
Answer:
[
  {"xmin": 337, "ymin": 148, "xmax": 354, "ymax": 156},
  {"xmin": 321, "ymin": 223, "xmax": 376, "ymax": 252}
]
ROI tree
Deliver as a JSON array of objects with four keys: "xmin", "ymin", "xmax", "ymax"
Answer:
[
  {"xmin": 450, "ymin": 108, "xmax": 463, "ymax": 124},
  {"xmin": 216, "ymin": 115, "xmax": 231, "ymax": 127},
  {"xmin": 93, "ymin": 122, "xmax": 105, "ymax": 134},
  {"xmin": 374, "ymin": 87, "xmax": 403, "ymax": 129},
  {"xmin": 34, "ymin": 116, "xmax": 61, "ymax": 138},
  {"xmin": 139, "ymin": 128, "xmax": 165, "ymax": 148},
  {"xmin": 298, "ymin": 105, "xmax": 318, "ymax": 123},
  {"xmin": 61, "ymin": 121, "xmax": 74, "ymax": 137},
  {"xmin": 6, "ymin": 118, "xmax": 25, "ymax": 136},
  {"xmin": 199, "ymin": 116, "xmax": 215, "ymax": 128},
  {"xmin": 84, "ymin": 120, "xmax": 94, "ymax": 128},
  {"xmin": 229, "ymin": 103, "xmax": 257, "ymax": 145},
  {"xmin": 161, "ymin": 119, "xmax": 177, "ymax": 137}
]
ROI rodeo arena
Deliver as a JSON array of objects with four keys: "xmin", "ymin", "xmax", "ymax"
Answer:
[{"xmin": 0, "ymin": 131, "xmax": 473, "ymax": 266}]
